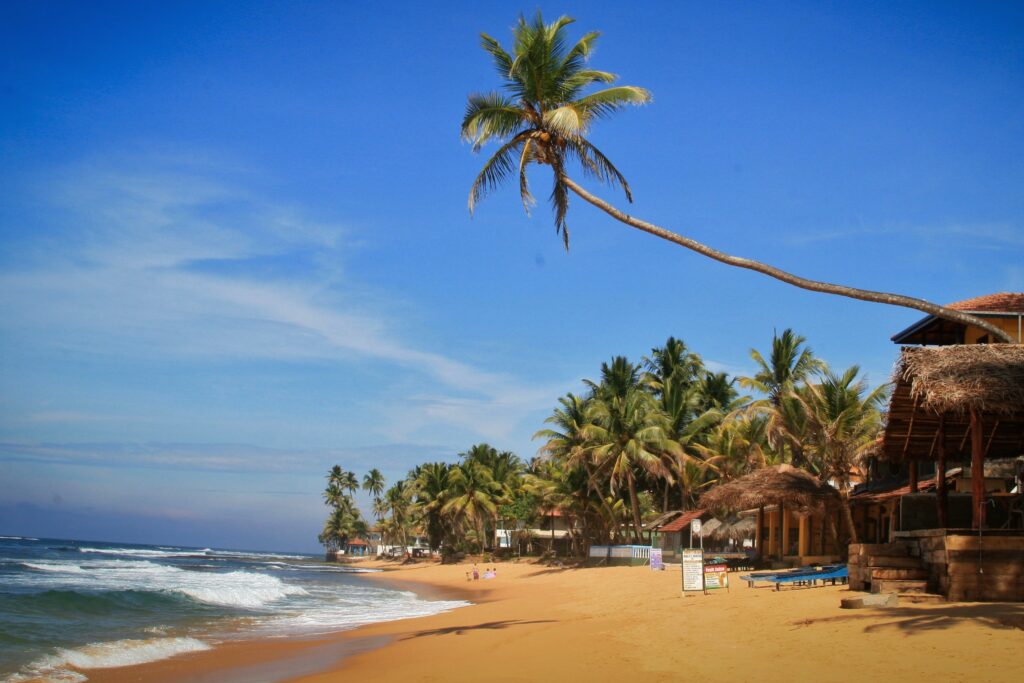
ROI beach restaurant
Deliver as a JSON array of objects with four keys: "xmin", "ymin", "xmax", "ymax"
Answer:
[{"xmin": 861, "ymin": 343, "xmax": 1024, "ymax": 601}]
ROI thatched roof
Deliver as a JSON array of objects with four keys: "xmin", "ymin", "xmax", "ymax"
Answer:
[
  {"xmin": 698, "ymin": 465, "xmax": 839, "ymax": 515},
  {"xmin": 899, "ymin": 345, "xmax": 1024, "ymax": 415},
  {"xmin": 881, "ymin": 345, "xmax": 1024, "ymax": 461},
  {"xmin": 700, "ymin": 516, "xmax": 756, "ymax": 542}
]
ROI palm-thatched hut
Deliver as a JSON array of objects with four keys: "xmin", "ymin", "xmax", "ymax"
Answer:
[
  {"xmin": 881, "ymin": 345, "xmax": 1024, "ymax": 529},
  {"xmin": 699, "ymin": 465, "xmax": 843, "ymax": 566},
  {"xmin": 871, "ymin": 344, "xmax": 1024, "ymax": 601}
]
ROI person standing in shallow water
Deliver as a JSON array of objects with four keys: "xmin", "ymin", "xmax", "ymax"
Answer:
[{"xmin": 472, "ymin": 564, "xmax": 479, "ymax": 580}]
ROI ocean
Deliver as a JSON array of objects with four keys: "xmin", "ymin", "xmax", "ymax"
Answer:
[{"xmin": 0, "ymin": 536, "xmax": 468, "ymax": 683}]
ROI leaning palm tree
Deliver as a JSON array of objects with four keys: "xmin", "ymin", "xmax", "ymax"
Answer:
[{"xmin": 462, "ymin": 13, "xmax": 1011, "ymax": 342}]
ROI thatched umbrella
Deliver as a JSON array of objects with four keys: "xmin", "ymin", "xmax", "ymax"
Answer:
[
  {"xmin": 699, "ymin": 465, "xmax": 839, "ymax": 560},
  {"xmin": 699, "ymin": 465, "xmax": 839, "ymax": 515},
  {"xmin": 700, "ymin": 516, "xmax": 756, "ymax": 543}
]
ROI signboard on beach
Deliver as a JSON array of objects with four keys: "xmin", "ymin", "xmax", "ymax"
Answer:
[
  {"xmin": 704, "ymin": 563, "xmax": 729, "ymax": 591},
  {"xmin": 650, "ymin": 548, "xmax": 663, "ymax": 571},
  {"xmin": 681, "ymin": 548, "xmax": 704, "ymax": 592}
]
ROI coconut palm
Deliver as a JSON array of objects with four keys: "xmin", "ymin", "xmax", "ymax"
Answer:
[
  {"xmin": 442, "ymin": 460, "xmax": 503, "ymax": 552},
  {"xmin": 463, "ymin": 13, "xmax": 1011, "ymax": 342},
  {"xmin": 585, "ymin": 387, "xmax": 679, "ymax": 541},
  {"xmin": 363, "ymin": 469, "xmax": 385, "ymax": 500},
  {"xmin": 790, "ymin": 366, "xmax": 888, "ymax": 543},
  {"xmin": 740, "ymin": 329, "xmax": 822, "ymax": 406},
  {"xmin": 533, "ymin": 393, "xmax": 618, "ymax": 543},
  {"xmin": 412, "ymin": 462, "xmax": 452, "ymax": 551}
]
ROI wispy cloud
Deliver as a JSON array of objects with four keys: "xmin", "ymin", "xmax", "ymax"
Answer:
[
  {"xmin": 783, "ymin": 222, "xmax": 1024, "ymax": 248},
  {"xmin": 0, "ymin": 441, "xmax": 449, "ymax": 474},
  {"xmin": 0, "ymin": 155, "xmax": 564, "ymax": 443}
]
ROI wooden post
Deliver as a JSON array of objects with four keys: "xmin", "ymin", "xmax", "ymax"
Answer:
[
  {"xmin": 768, "ymin": 507, "xmax": 776, "ymax": 558},
  {"xmin": 778, "ymin": 501, "xmax": 786, "ymax": 561},
  {"xmin": 798, "ymin": 515, "xmax": 810, "ymax": 559},
  {"xmin": 781, "ymin": 504, "xmax": 790, "ymax": 560},
  {"xmin": 970, "ymin": 408, "xmax": 985, "ymax": 529},
  {"xmin": 908, "ymin": 460, "xmax": 918, "ymax": 493},
  {"xmin": 936, "ymin": 414, "xmax": 947, "ymax": 528},
  {"xmin": 755, "ymin": 507, "xmax": 763, "ymax": 559}
]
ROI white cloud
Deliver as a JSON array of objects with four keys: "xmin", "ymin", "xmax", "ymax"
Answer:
[{"xmin": 0, "ymin": 156, "xmax": 566, "ymax": 443}]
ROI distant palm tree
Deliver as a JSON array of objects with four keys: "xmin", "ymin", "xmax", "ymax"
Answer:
[
  {"xmin": 740, "ymin": 329, "xmax": 822, "ymax": 407},
  {"xmin": 462, "ymin": 12, "xmax": 1011, "ymax": 342},
  {"xmin": 585, "ymin": 387, "xmax": 679, "ymax": 541},
  {"xmin": 413, "ymin": 462, "xmax": 453, "ymax": 551},
  {"xmin": 792, "ymin": 366, "xmax": 888, "ymax": 544},
  {"xmin": 740, "ymin": 329, "xmax": 822, "ymax": 467},
  {"xmin": 363, "ymin": 469, "xmax": 385, "ymax": 499},
  {"xmin": 442, "ymin": 460, "xmax": 503, "ymax": 552}
]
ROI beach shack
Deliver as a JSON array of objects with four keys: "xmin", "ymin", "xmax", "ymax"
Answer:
[
  {"xmin": 652, "ymin": 509, "xmax": 711, "ymax": 560},
  {"xmin": 699, "ymin": 465, "xmax": 844, "ymax": 567},
  {"xmin": 857, "ymin": 343, "xmax": 1024, "ymax": 601}
]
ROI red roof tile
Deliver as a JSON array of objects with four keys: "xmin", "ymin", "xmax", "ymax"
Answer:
[
  {"xmin": 657, "ymin": 509, "xmax": 706, "ymax": 533},
  {"xmin": 947, "ymin": 292, "xmax": 1024, "ymax": 314}
]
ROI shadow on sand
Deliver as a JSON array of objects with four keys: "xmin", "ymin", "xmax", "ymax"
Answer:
[
  {"xmin": 797, "ymin": 602, "xmax": 1024, "ymax": 634},
  {"xmin": 402, "ymin": 619, "xmax": 556, "ymax": 639}
]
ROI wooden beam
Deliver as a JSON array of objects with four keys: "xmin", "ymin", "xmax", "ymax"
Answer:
[
  {"xmin": 909, "ymin": 460, "xmax": 918, "ymax": 493},
  {"xmin": 936, "ymin": 414, "xmax": 948, "ymax": 529},
  {"xmin": 971, "ymin": 408, "xmax": 985, "ymax": 530},
  {"xmin": 983, "ymin": 419, "xmax": 1001, "ymax": 457},
  {"xmin": 900, "ymin": 395, "xmax": 920, "ymax": 459}
]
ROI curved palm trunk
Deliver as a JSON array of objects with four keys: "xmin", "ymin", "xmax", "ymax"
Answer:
[
  {"xmin": 626, "ymin": 473, "xmax": 644, "ymax": 543},
  {"xmin": 562, "ymin": 177, "xmax": 1013, "ymax": 343}
]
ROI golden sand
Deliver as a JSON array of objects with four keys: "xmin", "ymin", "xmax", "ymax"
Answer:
[{"xmin": 86, "ymin": 559, "xmax": 1024, "ymax": 683}]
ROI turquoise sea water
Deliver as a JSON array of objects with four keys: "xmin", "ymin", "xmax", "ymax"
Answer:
[{"xmin": 0, "ymin": 536, "xmax": 467, "ymax": 682}]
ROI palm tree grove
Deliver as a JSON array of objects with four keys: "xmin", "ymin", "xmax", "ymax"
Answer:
[{"xmin": 319, "ymin": 330, "xmax": 888, "ymax": 559}]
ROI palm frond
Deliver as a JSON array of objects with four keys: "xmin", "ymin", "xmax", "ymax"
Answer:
[
  {"xmin": 462, "ymin": 92, "xmax": 525, "ymax": 149},
  {"xmin": 573, "ymin": 85, "xmax": 652, "ymax": 120},
  {"xmin": 566, "ymin": 137, "xmax": 634, "ymax": 202},
  {"xmin": 549, "ymin": 155, "xmax": 570, "ymax": 249},
  {"xmin": 518, "ymin": 138, "xmax": 536, "ymax": 211},
  {"xmin": 468, "ymin": 131, "xmax": 529, "ymax": 213}
]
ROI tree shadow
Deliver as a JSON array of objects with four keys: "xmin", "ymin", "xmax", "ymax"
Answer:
[
  {"xmin": 803, "ymin": 603, "xmax": 1024, "ymax": 634},
  {"xmin": 520, "ymin": 566, "xmax": 579, "ymax": 578},
  {"xmin": 402, "ymin": 620, "xmax": 556, "ymax": 639}
]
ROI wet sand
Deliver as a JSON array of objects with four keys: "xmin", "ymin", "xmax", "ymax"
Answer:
[{"xmin": 86, "ymin": 559, "xmax": 1024, "ymax": 683}]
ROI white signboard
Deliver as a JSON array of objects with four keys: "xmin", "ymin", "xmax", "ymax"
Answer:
[
  {"xmin": 681, "ymin": 548, "xmax": 704, "ymax": 592},
  {"xmin": 691, "ymin": 518, "xmax": 702, "ymax": 534}
]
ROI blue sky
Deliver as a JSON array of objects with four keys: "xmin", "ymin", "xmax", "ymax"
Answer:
[{"xmin": 1, "ymin": 1, "xmax": 1021, "ymax": 552}]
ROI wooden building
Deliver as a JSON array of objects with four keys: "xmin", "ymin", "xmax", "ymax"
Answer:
[
  {"xmin": 891, "ymin": 292, "xmax": 1024, "ymax": 345},
  {"xmin": 869, "ymin": 344, "xmax": 1024, "ymax": 601}
]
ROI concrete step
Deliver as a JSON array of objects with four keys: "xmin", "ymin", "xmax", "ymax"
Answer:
[
  {"xmin": 872, "ymin": 579, "xmax": 929, "ymax": 594},
  {"xmin": 871, "ymin": 568, "xmax": 929, "ymax": 581},
  {"xmin": 867, "ymin": 556, "xmax": 923, "ymax": 568}
]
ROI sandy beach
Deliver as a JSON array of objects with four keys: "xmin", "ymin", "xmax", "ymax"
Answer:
[{"xmin": 84, "ymin": 558, "xmax": 1024, "ymax": 683}]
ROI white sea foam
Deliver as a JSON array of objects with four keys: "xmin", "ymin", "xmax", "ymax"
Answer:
[
  {"xmin": 0, "ymin": 535, "xmax": 39, "ymax": 541},
  {"xmin": 22, "ymin": 562, "xmax": 87, "ymax": 574},
  {"xmin": 78, "ymin": 547, "xmax": 212, "ymax": 558},
  {"xmin": 10, "ymin": 559, "xmax": 307, "ymax": 609},
  {"xmin": 5, "ymin": 637, "xmax": 210, "ymax": 683}
]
